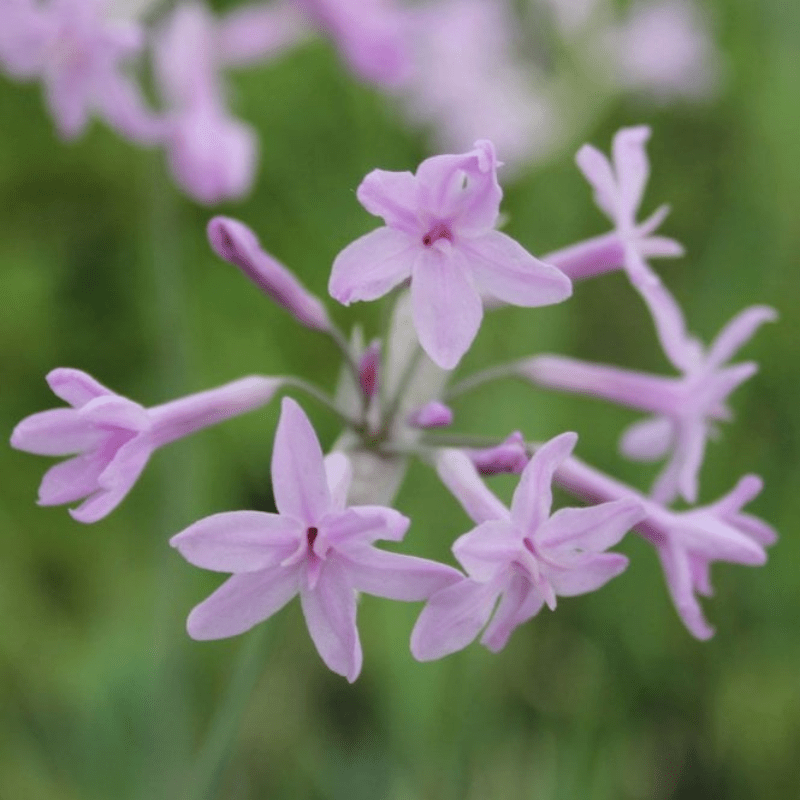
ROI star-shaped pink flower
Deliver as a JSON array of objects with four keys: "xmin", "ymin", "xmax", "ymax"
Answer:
[
  {"xmin": 171, "ymin": 397, "xmax": 461, "ymax": 681},
  {"xmin": 411, "ymin": 433, "xmax": 643, "ymax": 660},
  {"xmin": 329, "ymin": 140, "xmax": 572, "ymax": 369}
]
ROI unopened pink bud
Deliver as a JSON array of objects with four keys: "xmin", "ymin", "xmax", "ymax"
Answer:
[
  {"xmin": 358, "ymin": 340, "xmax": 380, "ymax": 399},
  {"xmin": 407, "ymin": 401, "xmax": 453, "ymax": 429},
  {"xmin": 468, "ymin": 431, "xmax": 529, "ymax": 475},
  {"xmin": 207, "ymin": 217, "xmax": 332, "ymax": 332}
]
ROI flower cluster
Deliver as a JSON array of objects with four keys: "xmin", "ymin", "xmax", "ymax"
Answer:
[
  {"xmin": 0, "ymin": 0, "xmax": 720, "ymax": 201},
  {"xmin": 12, "ymin": 127, "xmax": 777, "ymax": 680}
]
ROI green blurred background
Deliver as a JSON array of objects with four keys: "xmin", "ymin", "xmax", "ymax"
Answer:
[{"xmin": 1, "ymin": 0, "xmax": 799, "ymax": 797}]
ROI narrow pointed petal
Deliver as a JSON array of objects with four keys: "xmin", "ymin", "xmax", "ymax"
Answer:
[
  {"xmin": 411, "ymin": 246, "xmax": 483, "ymax": 369},
  {"xmin": 464, "ymin": 231, "xmax": 572, "ymax": 308},
  {"xmin": 639, "ymin": 235, "xmax": 684, "ymax": 259},
  {"xmin": 356, "ymin": 169, "xmax": 420, "ymax": 233},
  {"xmin": 612, "ymin": 126, "xmax": 651, "ymax": 225},
  {"xmin": 187, "ymin": 567, "xmax": 299, "ymax": 640},
  {"xmin": 675, "ymin": 424, "xmax": 708, "ymax": 504},
  {"xmin": 11, "ymin": 409, "xmax": 101, "ymax": 456},
  {"xmin": 410, "ymin": 579, "xmax": 499, "ymax": 661},
  {"xmin": 678, "ymin": 517, "xmax": 766, "ymax": 566},
  {"xmin": 46, "ymin": 368, "xmax": 112, "ymax": 407},
  {"xmin": 170, "ymin": 512, "xmax": 300, "ymax": 572},
  {"xmin": 323, "ymin": 506, "xmax": 410, "ymax": 547},
  {"xmin": 619, "ymin": 416, "xmax": 674, "ymax": 461},
  {"xmin": 452, "ymin": 521, "xmax": 521, "ymax": 581},
  {"xmin": 541, "ymin": 498, "xmax": 644, "ymax": 551},
  {"xmin": 339, "ymin": 547, "xmax": 462, "ymax": 601},
  {"xmin": 436, "ymin": 449, "xmax": 509, "ymax": 525},
  {"xmin": 480, "ymin": 574, "xmax": 542, "ymax": 652},
  {"xmin": 271, "ymin": 398, "xmax": 331, "ymax": 524},
  {"xmin": 38, "ymin": 453, "xmax": 105, "ymax": 506},
  {"xmin": 324, "ymin": 452, "xmax": 353, "ymax": 512},
  {"xmin": 575, "ymin": 144, "xmax": 618, "ymax": 220},
  {"xmin": 80, "ymin": 395, "xmax": 149, "ymax": 432},
  {"xmin": 706, "ymin": 306, "xmax": 777, "ymax": 369},
  {"xmin": 329, "ymin": 227, "xmax": 414, "ymax": 305},
  {"xmin": 657, "ymin": 542, "xmax": 715, "ymax": 640},
  {"xmin": 510, "ymin": 432, "xmax": 577, "ymax": 532},
  {"xmin": 300, "ymin": 565, "xmax": 362, "ymax": 682},
  {"xmin": 548, "ymin": 552, "xmax": 629, "ymax": 597}
]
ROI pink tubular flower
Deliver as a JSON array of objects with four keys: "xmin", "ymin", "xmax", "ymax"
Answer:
[
  {"xmin": 0, "ymin": 0, "xmax": 161, "ymax": 141},
  {"xmin": 519, "ymin": 305, "xmax": 776, "ymax": 504},
  {"xmin": 573, "ymin": 125, "xmax": 683, "ymax": 281},
  {"xmin": 406, "ymin": 401, "xmax": 453, "ymax": 429},
  {"xmin": 466, "ymin": 431, "xmax": 529, "ymax": 475},
  {"xmin": 555, "ymin": 455, "xmax": 777, "ymax": 639},
  {"xmin": 10, "ymin": 368, "xmax": 282, "ymax": 523},
  {"xmin": 411, "ymin": 433, "xmax": 644, "ymax": 660},
  {"xmin": 171, "ymin": 397, "xmax": 461, "ymax": 682},
  {"xmin": 329, "ymin": 140, "xmax": 572, "ymax": 369},
  {"xmin": 207, "ymin": 216, "xmax": 332, "ymax": 332},
  {"xmin": 153, "ymin": 2, "xmax": 258, "ymax": 204}
]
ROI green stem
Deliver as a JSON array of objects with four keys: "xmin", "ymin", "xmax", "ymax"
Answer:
[
  {"xmin": 281, "ymin": 375, "xmax": 363, "ymax": 430},
  {"xmin": 444, "ymin": 362, "xmax": 523, "ymax": 400}
]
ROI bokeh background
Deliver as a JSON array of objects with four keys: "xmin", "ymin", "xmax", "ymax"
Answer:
[{"xmin": 1, "ymin": 0, "xmax": 798, "ymax": 798}]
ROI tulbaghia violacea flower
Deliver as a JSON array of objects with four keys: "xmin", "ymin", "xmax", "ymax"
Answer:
[
  {"xmin": 294, "ymin": 0, "xmax": 412, "ymax": 88},
  {"xmin": 11, "ymin": 368, "xmax": 282, "ymax": 523},
  {"xmin": 411, "ymin": 433, "xmax": 644, "ymax": 660},
  {"xmin": 329, "ymin": 140, "xmax": 572, "ymax": 369},
  {"xmin": 519, "ymin": 305, "xmax": 776, "ymax": 504},
  {"xmin": 466, "ymin": 431, "xmax": 529, "ymax": 475},
  {"xmin": 0, "ymin": 0, "xmax": 161, "ymax": 141},
  {"xmin": 207, "ymin": 216, "xmax": 332, "ymax": 332},
  {"xmin": 555, "ymin": 454, "xmax": 777, "ymax": 639},
  {"xmin": 153, "ymin": 2, "xmax": 258, "ymax": 204},
  {"xmin": 572, "ymin": 125, "xmax": 683, "ymax": 281},
  {"xmin": 171, "ymin": 397, "xmax": 461, "ymax": 681}
]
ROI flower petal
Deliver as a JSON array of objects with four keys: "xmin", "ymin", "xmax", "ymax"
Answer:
[
  {"xmin": 410, "ymin": 245, "xmax": 483, "ymax": 369},
  {"xmin": 410, "ymin": 579, "xmax": 499, "ymax": 661},
  {"xmin": 356, "ymin": 168, "xmax": 420, "ymax": 233},
  {"xmin": 46, "ymin": 368, "xmax": 112, "ymax": 407},
  {"xmin": 541, "ymin": 498, "xmax": 644, "ymax": 551},
  {"xmin": 705, "ymin": 305, "xmax": 777, "ymax": 370},
  {"xmin": 619, "ymin": 416, "xmax": 674, "ymax": 461},
  {"xmin": 464, "ymin": 231, "xmax": 572, "ymax": 308},
  {"xmin": 271, "ymin": 398, "xmax": 331, "ymax": 524},
  {"xmin": 329, "ymin": 227, "xmax": 415, "ymax": 305},
  {"xmin": 186, "ymin": 567, "xmax": 299, "ymax": 640},
  {"xmin": 547, "ymin": 552, "xmax": 628, "ymax": 597},
  {"xmin": 452, "ymin": 520, "xmax": 521, "ymax": 582},
  {"xmin": 80, "ymin": 395, "xmax": 150, "ymax": 432},
  {"xmin": 323, "ymin": 506, "xmax": 410, "ymax": 548},
  {"xmin": 436, "ymin": 449, "xmax": 509, "ymax": 525},
  {"xmin": 339, "ymin": 547, "xmax": 462, "ymax": 601},
  {"xmin": 510, "ymin": 432, "xmax": 577, "ymax": 532},
  {"xmin": 37, "ymin": 452, "xmax": 105, "ymax": 506},
  {"xmin": 480, "ymin": 573, "xmax": 542, "ymax": 652},
  {"xmin": 170, "ymin": 511, "xmax": 301, "ymax": 572},
  {"xmin": 11, "ymin": 409, "xmax": 102, "ymax": 456},
  {"xmin": 612, "ymin": 125, "xmax": 651, "ymax": 225},
  {"xmin": 324, "ymin": 452, "xmax": 353, "ymax": 512},
  {"xmin": 575, "ymin": 143, "xmax": 618, "ymax": 221},
  {"xmin": 300, "ymin": 563, "xmax": 362, "ymax": 682}
]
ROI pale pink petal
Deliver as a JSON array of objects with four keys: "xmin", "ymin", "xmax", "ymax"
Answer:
[
  {"xmin": 271, "ymin": 398, "xmax": 331, "ymax": 524},
  {"xmin": 480, "ymin": 574, "xmax": 543, "ymax": 652},
  {"xmin": 657, "ymin": 541, "xmax": 714, "ymax": 640},
  {"xmin": 677, "ymin": 516, "xmax": 767, "ymax": 566},
  {"xmin": 170, "ymin": 512, "xmax": 300, "ymax": 573},
  {"xmin": 575, "ymin": 143, "xmax": 618, "ymax": 220},
  {"xmin": 464, "ymin": 231, "xmax": 572, "ymax": 307},
  {"xmin": 548, "ymin": 552, "xmax": 628, "ymax": 597},
  {"xmin": 338, "ymin": 547, "xmax": 462, "ymax": 601},
  {"xmin": 705, "ymin": 305, "xmax": 777, "ymax": 369},
  {"xmin": 37, "ymin": 452, "xmax": 106, "ymax": 506},
  {"xmin": 410, "ymin": 579, "xmax": 499, "ymax": 661},
  {"xmin": 510, "ymin": 432, "xmax": 577, "ymax": 532},
  {"xmin": 356, "ymin": 169, "xmax": 420, "ymax": 233},
  {"xmin": 323, "ymin": 507, "xmax": 409, "ymax": 546},
  {"xmin": 79, "ymin": 395, "xmax": 150, "ymax": 432},
  {"xmin": 217, "ymin": 2, "xmax": 307, "ymax": 67},
  {"xmin": 300, "ymin": 563, "xmax": 362, "ymax": 682},
  {"xmin": 452, "ymin": 520, "xmax": 521, "ymax": 582},
  {"xmin": 435, "ymin": 449, "xmax": 509, "ymax": 525},
  {"xmin": 407, "ymin": 400, "xmax": 453, "ymax": 428},
  {"xmin": 11, "ymin": 409, "xmax": 101, "ymax": 456},
  {"xmin": 410, "ymin": 246, "xmax": 483, "ymax": 369},
  {"xmin": 324, "ymin": 452, "xmax": 353, "ymax": 512},
  {"xmin": 328, "ymin": 227, "xmax": 415, "ymax": 304},
  {"xmin": 612, "ymin": 126, "xmax": 651, "ymax": 225},
  {"xmin": 46, "ymin": 368, "xmax": 112, "ymax": 407},
  {"xmin": 541, "ymin": 498, "xmax": 644, "ymax": 551},
  {"xmin": 186, "ymin": 567, "xmax": 299, "ymax": 639},
  {"xmin": 619, "ymin": 416, "xmax": 674, "ymax": 461},
  {"xmin": 639, "ymin": 235, "xmax": 685, "ymax": 259},
  {"xmin": 675, "ymin": 424, "xmax": 708, "ymax": 504}
]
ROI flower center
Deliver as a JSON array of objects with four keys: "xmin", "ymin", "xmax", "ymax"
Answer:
[
  {"xmin": 422, "ymin": 223, "xmax": 453, "ymax": 247},
  {"xmin": 306, "ymin": 526, "xmax": 318, "ymax": 550}
]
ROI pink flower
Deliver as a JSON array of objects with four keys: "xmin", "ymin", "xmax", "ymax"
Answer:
[
  {"xmin": 555, "ymin": 455, "xmax": 777, "ymax": 639},
  {"xmin": 411, "ymin": 433, "xmax": 643, "ymax": 659},
  {"xmin": 11, "ymin": 368, "xmax": 281, "ymax": 523},
  {"xmin": 172, "ymin": 397, "xmax": 461, "ymax": 681},
  {"xmin": 520, "ymin": 305, "xmax": 776, "ymax": 504},
  {"xmin": 329, "ymin": 140, "xmax": 572, "ymax": 369},
  {"xmin": 575, "ymin": 125, "xmax": 683, "ymax": 280},
  {"xmin": 0, "ymin": 0, "xmax": 161, "ymax": 141},
  {"xmin": 153, "ymin": 2, "xmax": 258, "ymax": 204}
]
